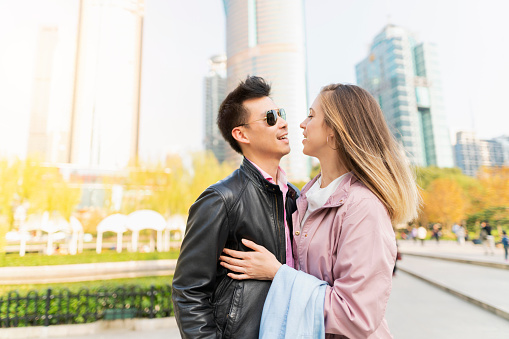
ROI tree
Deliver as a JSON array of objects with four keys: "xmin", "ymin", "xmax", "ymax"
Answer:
[
  {"xmin": 476, "ymin": 167, "xmax": 509, "ymax": 210},
  {"xmin": 120, "ymin": 152, "xmax": 234, "ymax": 218},
  {"xmin": 421, "ymin": 178, "xmax": 468, "ymax": 228},
  {"xmin": 0, "ymin": 159, "xmax": 19, "ymax": 223},
  {"xmin": 466, "ymin": 206, "xmax": 509, "ymax": 234},
  {"xmin": 188, "ymin": 152, "xmax": 235, "ymax": 206}
]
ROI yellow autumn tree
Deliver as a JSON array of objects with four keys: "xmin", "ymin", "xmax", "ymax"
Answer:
[
  {"xmin": 146, "ymin": 155, "xmax": 192, "ymax": 216},
  {"xmin": 0, "ymin": 159, "xmax": 19, "ymax": 253},
  {"xmin": 0, "ymin": 159, "xmax": 19, "ymax": 220},
  {"xmin": 421, "ymin": 178, "xmax": 468, "ymax": 228},
  {"xmin": 188, "ymin": 151, "xmax": 236, "ymax": 205},
  {"xmin": 121, "ymin": 157, "xmax": 189, "ymax": 216},
  {"xmin": 477, "ymin": 166, "xmax": 509, "ymax": 210},
  {"xmin": 28, "ymin": 166, "xmax": 82, "ymax": 218},
  {"xmin": 120, "ymin": 152, "xmax": 234, "ymax": 218}
]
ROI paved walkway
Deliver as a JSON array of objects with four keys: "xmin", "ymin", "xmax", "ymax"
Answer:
[
  {"xmin": 398, "ymin": 256, "xmax": 509, "ymax": 318},
  {"xmin": 399, "ymin": 239, "xmax": 508, "ymax": 265},
  {"xmin": 386, "ymin": 271, "xmax": 509, "ymax": 338}
]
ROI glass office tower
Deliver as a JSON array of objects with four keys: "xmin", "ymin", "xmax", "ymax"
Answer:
[{"xmin": 356, "ymin": 25, "xmax": 453, "ymax": 167}]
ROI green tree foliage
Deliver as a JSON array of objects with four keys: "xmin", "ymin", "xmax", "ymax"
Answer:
[
  {"xmin": 120, "ymin": 152, "xmax": 235, "ymax": 217},
  {"xmin": 466, "ymin": 207, "xmax": 509, "ymax": 233}
]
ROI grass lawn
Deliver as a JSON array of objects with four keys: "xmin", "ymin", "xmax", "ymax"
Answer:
[
  {"xmin": 0, "ymin": 248, "xmax": 180, "ymax": 267},
  {"xmin": 0, "ymin": 275, "xmax": 174, "ymax": 295}
]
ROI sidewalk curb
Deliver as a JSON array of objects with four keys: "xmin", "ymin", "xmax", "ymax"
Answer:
[
  {"xmin": 400, "ymin": 252, "xmax": 509, "ymax": 270},
  {"xmin": 0, "ymin": 316, "xmax": 178, "ymax": 339},
  {"xmin": 0, "ymin": 260, "xmax": 178, "ymax": 284},
  {"xmin": 399, "ymin": 267, "xmax": 509, "ymax": 322}
]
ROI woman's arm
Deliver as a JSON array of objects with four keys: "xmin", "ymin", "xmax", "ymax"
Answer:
[{"xmin": 219, "ymin": 239, "xmax": 282, "ymax": 280}]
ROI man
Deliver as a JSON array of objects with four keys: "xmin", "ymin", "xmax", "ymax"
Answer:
[
  {"xmin": 172, "ymin": 76, "xmax": 299, "ymax": 338},
  {"xmin": 480, "ymin": 221, "xmax": 495, "ymax": 255}
]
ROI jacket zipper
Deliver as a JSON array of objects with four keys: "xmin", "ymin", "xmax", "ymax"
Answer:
[
  {"xmin": 274, "ymin": 193, "xmax": 281, "ymax": 262},
  {"xmin": 275, "ymin": 192, "xmax": 287, "ymax": 263}
]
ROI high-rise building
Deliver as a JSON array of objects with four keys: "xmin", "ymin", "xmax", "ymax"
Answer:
[
  {"xmin": 26, "ymin": 26, "xmax": 59, "ymax": 161},
  {"xmin": 68, "ymin": 0, "xmax": 144, "ymax": 168},
  {"xmin": 356, "ymin": 25, "xmax": 453, "ymax": 168},
  {"xmin": 203, "ymin": 55, "xmax": 238, "ymax": 163},
  {"xmin": 223, "ymin": 0, "xmax": 310, "ymax": 181},
  {"xmin": 454, "ymin": 131, "xmax": 505, "ymax": 176},
  {"xmin": 493, "ymin": 135, "xmax": 509, "ymax": 166}
]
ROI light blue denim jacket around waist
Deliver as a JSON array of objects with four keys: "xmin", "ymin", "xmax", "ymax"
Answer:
[{"xmin": 259, "ymin": 264, "xmax": 327, "ymax": 339}]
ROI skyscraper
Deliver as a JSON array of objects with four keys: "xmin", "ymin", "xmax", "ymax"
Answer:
[
  {"xmin": 223, "ymin": 0, "xmax": 310, "ymax": 181},
  {"xmin": 26, "ymin": 26, "xmax": 59, "ymax": 161},
  {"xmin": 454, "ymin": 131, "xmax": 505, "ymax": 176},
  {"xmin": 203, "ymin": 55, "xmax": 238, "ymax": 163},
  {"xmin": 493, "ymin": 135, "xmax": 509, "ymax": 166},
  {"xmin": 356, "ymin": 25, "xmax": 453, "ymax": 168},
  {"xmin": 68, "ymin": 0, "xmax": 144, "ymax": 168}
]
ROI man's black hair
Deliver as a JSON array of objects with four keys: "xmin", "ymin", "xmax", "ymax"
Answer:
[{"xmin": 217, "ymin": 76, "xmax": 271, "ymax": 154}]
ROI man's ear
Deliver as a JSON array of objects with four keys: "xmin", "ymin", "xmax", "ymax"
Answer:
[{"xmin": 232, "ymin": 126, "xmax": 250, "ymax": 147}]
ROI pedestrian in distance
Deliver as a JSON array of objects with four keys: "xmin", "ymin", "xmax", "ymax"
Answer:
[
  {"xmin": 411, "ymin": 225, "xmax": 418, "ymax": 243},
  {"xmin": 452, "ymin": 222, "xmax": 460, "ymax": 243},
  {"xmin": 480, "ymin": 220, "xmax": 495, "ymax": 255},
  {"xmin": 502, "ymin": 230, "xmax": 509, "ymax": 261},
  {"xmin": 417, "ymin": 225, "xmax": 427, "ymax": 246},
  {"xmin": 172, "ymin": 76, "xmax": 299, "ymax": 338},
  {"xmin": 220, "ymin": 83, "xmax": 421, "ymax": 338},
  {"xmin": 456, "ymin": 224, "xmax": 466, "ymax": 246},
  {"xmin": 432, "ymin": 223, "xmax": 441, "ymax": 244}
]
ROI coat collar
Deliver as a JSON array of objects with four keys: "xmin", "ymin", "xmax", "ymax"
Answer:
[
  {"xmin": 299, "ymin": 171, "xmax": 357, "ymax": 209},
  {"xmin": 240, "ymin": 157, "xmax": 298, "ymax": 198}
]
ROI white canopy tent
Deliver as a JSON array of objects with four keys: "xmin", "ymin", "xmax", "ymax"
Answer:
[
  {"xmin": 19, "ymin": 212, "xmax": 49, "ymax": 256},
  {"xmin": 126, "ymin": 210, "xmax": 166, "ymax": 252},
  {"xmin": 19, "ymin": 212, "xmax": 82, "ymax": 256},
  {"xmin": 165, "ymin": 214, "xmax": 187, "ymax": 250},
  {"xmin": 42, "ymin": 214, "xmax": 73, "ymax": 255},
  {"xmin": 69, "ymin": 216, "xmax": 84, "ymax": 255},
  {"xmin": 95, "ymin": 214, "xmax": 128, "ymax": 253}
]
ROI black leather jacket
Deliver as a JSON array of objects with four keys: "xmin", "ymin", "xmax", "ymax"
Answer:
[{"xmin": 172, "ymin": 158, "xmax": 299, "ymax": 339}]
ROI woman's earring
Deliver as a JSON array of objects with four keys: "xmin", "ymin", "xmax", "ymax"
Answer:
[{"xmin": 327, "ymin": 135, "xmax": 339, "ymax": 150}]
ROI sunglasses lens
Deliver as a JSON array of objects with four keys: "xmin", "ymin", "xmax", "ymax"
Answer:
[
  {"xmin": 266, "ymin": 110, "xmax": 277, "ymax": 126},
  {"xmin": 278, "ymin": 108, "xmax": 286, "ymax": 120}
]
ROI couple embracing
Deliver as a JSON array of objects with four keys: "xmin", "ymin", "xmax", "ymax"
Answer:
[{"xmin": 172, "ymin": 76, "xmax": 419, "ymax": 339}]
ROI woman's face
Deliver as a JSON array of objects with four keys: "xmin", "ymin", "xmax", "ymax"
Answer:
[{"xmin": 300, "ymin": 95, "xmax": 334, "ymax": 158}]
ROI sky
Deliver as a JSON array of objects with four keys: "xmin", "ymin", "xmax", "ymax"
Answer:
[{"xmin": 0, "ymin": 0, "xmax": 508, "ymax": 162}]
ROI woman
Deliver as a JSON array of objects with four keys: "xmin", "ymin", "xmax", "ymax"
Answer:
[{"xmin": 220, "ymin": 84, "xmax": 420, "ymax": 338}]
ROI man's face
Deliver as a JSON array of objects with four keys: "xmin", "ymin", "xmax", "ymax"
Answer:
[{"xmin": 240, "ymin": 96, "xmax": 290, "ymax": 160}]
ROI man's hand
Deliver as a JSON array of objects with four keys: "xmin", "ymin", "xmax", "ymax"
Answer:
[{"xmin": 219, "ymin": 239, "xmax": 282, "ymax": 280}]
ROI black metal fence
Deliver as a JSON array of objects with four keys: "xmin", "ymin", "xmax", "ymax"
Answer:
[{"xmin": 0, "ymin": 285, "xmax": 173, "ymax": 328}]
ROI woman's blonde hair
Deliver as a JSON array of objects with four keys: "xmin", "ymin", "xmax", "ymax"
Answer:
[{"xmin": 319, "ymin": 83, "xmax": 420, "ymax": 224}]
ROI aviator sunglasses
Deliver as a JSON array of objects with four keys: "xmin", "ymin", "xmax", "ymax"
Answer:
[{"xmin": 237, "ymin": 108, "xmax": 286, "ymax": 127}]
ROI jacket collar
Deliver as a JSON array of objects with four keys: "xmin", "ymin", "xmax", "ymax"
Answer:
[
  {"xmin": 240, "ymin": 157, "xmax": 298, "ymax": 199},
  {"xmin": 299, "ymin": 171, "xmax": 357, "ymax": 209}
]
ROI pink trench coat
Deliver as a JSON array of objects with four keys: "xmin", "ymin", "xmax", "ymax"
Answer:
[{"xmin": 292, "ymin": 173, "xmax": 397, "ymax": 339}]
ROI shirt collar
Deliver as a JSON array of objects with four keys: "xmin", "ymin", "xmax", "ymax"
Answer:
[{"xmin": 246, "ymin": 158, "xmax": 287, "ymax": 188}]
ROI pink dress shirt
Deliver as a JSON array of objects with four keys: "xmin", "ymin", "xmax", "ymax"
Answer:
[
  {"xmin": 247, "ymin": 159, "xmax": 294, "ymax": 268},
  {"xmin": 293, "ymin": 172, "xmax": 396, "ymax": 338}
]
